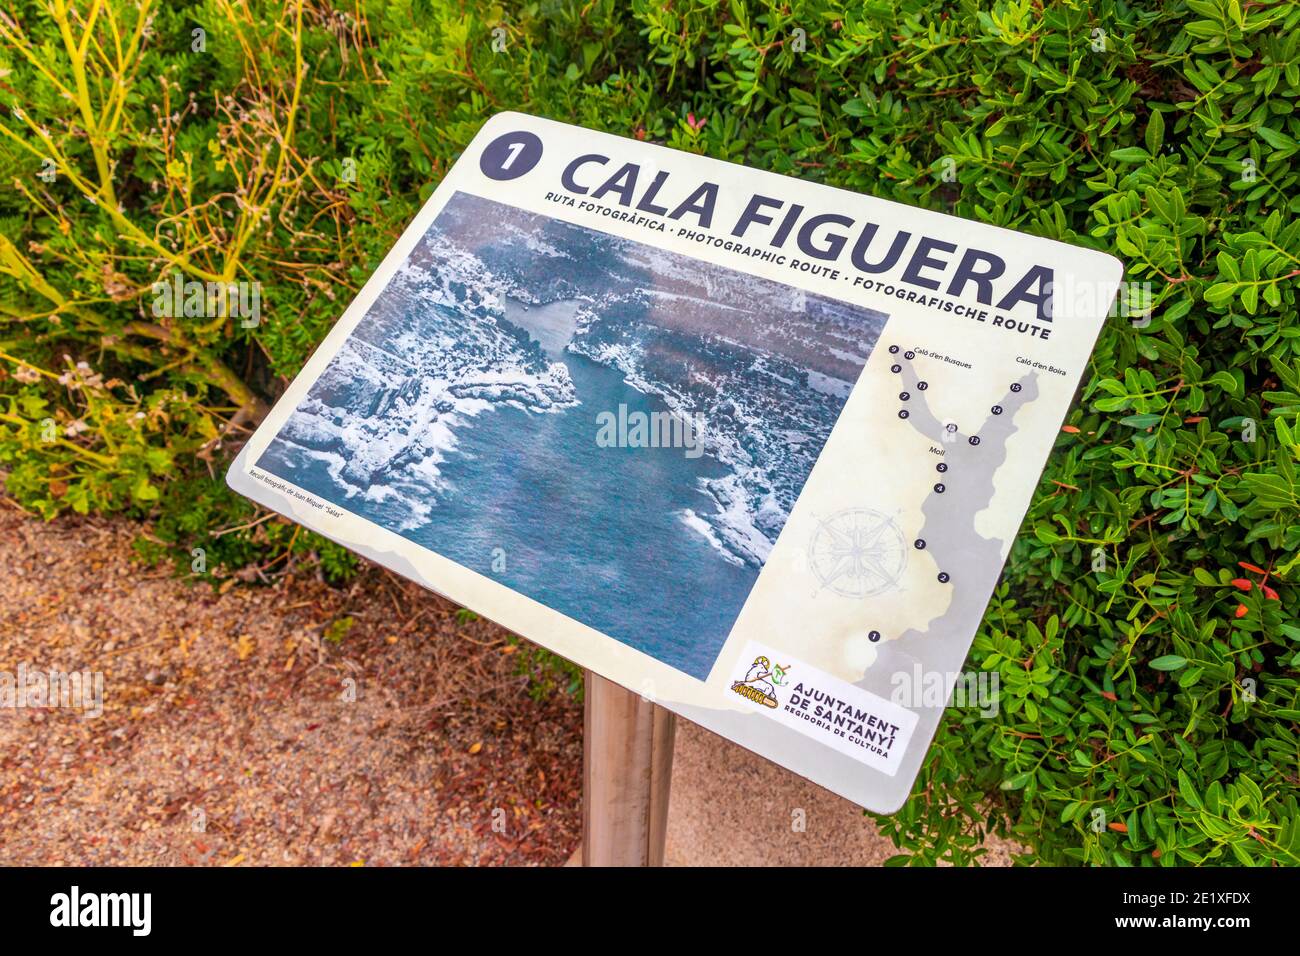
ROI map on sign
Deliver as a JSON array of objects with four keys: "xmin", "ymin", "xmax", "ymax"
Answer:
[{"xmin": 227, "ymin": 112, "xmax": 1122, "ymax": 812}]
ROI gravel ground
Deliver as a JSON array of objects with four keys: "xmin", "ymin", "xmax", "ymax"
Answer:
[
  {"xmin": 666, "ymin": 719, "xmax": 1018, "ymax": 866},
  {"xmin": 0, "ymin": 506, "xmax": 583, "ymax": 866},
  {"xmin": 0, "ymin": 506, "xmax": 1015, "ymax": 867}
]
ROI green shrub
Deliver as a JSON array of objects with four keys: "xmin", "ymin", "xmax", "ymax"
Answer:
[{"xmin": 1, "ymin": 0, "xmax": 1297, "ymax": 865}]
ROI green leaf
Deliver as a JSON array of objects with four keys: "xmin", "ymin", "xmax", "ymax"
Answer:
[
  {"xmin": 1145, "ymin": 110, "xmax": 1165, "ymax": 154},
  {"xmin": 1178, "ymin": 770, "xmax": 1204, "ymax": 810},
  {"xmin": 1110, "ymin": 146, "xmax": 1151, "ymax": 163}
]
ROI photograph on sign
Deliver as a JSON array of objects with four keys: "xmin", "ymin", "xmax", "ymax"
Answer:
[
  {"xmin": 254, "ymin": 189, "xmax": 886, "ymax": 680},
  {"xmin": 228, "ymin": 112, "xmax": 1122, "ymax": 812}
]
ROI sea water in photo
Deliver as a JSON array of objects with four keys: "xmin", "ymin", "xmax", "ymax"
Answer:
[{"xmin": 256, "ymin": 191, "xmax": 887, "ymax": 679}]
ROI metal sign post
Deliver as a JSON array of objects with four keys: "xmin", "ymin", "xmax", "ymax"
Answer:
[{"xmin": 580, "ymin": 671, "xmax": 676, "ymax": 866}]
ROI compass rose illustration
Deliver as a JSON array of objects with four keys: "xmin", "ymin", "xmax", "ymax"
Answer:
[{"xmin": 807, "ymin": 508, "xmax": 907, "ymax": 599}]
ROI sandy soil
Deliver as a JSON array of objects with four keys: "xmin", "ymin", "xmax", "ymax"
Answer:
[
  {"xmin": 0, "ymin": 507, "xmax": 583, "ymax": 866},
  {"xmin": 666, "ymin": 719, "xmax": 1018, "ymax": 866},
  {"xmin": 0, "ymin": 506, "xmax": 1014, "ymax": 867}
]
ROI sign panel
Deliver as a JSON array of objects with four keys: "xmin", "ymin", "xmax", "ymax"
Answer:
[{"xmin": 227, "ymin": 112, "xmax": 1121, "ymax": 812}]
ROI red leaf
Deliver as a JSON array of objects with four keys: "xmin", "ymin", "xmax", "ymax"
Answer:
[
  {"xmin": 1108, "ymin": 821, "xmax": 1128, "ymax": 833},
  {"xmin": 1239, "ymin": 562, "xmax": 1267, "ymax": 574},
  {"xmin": 1234, "ymin": 604, "xmax": 1249, "ymax": 618},
  {"xmin": 1061, "ymin": 425, "xmax": 1081, "ymax": 434},
  {"xmin": 1230, "ymin": 578, "xmax": 1253, "ymax": 591},
  {"xmin": 1100, "ymin": 691, "xmax": 1117, "ymax": 701},
  {"xmin": 1262, "ymin": 585, "xmax": 1280, "ymax": 601}
]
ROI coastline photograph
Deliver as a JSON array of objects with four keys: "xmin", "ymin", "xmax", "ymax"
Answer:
[{"xmin": 256, "ymin": 190, "xmax": 887, "ymax": 678}]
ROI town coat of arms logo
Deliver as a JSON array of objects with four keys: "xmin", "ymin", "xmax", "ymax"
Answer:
[{"xmin": 731, "ymin": 655, "xmax": 790, "ymax": 709}]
